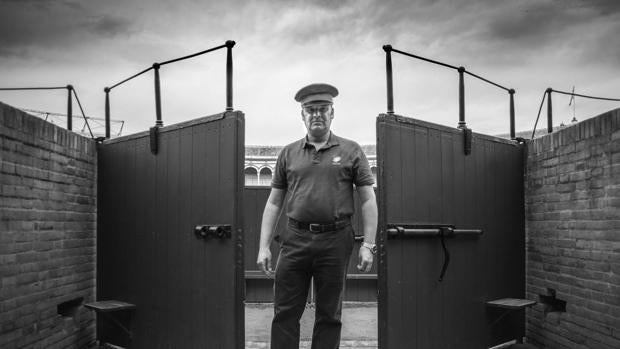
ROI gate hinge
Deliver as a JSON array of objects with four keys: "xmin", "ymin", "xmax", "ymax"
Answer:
[{"xmin": 194, "ymin": 225, "xmax": 232, "ymax": 240}]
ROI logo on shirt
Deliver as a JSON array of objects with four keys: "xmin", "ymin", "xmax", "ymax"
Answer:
[{"xmin": 332, "ymin": 156, "xmax": 341, "ymax": 165}]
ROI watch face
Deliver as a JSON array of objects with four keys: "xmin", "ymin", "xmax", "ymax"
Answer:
[{"xmin": 363, "ymin": 243, "xmax": 377, "ymax": 254}]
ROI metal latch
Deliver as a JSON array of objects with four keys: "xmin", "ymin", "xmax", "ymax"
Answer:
[
  {"xmin": 387, "ymin": 224, "xmax": 482, "ymax": 282},
  {"xmin": 194, "ymin": 225, "xmax": 232, "ymax": 240}
]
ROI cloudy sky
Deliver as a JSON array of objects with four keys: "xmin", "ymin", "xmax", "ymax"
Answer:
[{"xmin": 1, "ymin": 0, "xmax": 619, "ymax": 144}]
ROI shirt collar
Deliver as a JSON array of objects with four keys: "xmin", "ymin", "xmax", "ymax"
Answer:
[{"xmin": 301, "ymin": 132, "xmax": 340, "ymax": 149}]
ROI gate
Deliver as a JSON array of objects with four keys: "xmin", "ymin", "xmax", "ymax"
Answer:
[
  {"xmin": 377, "ymin": 114, "xmax": 525, "ymax": 348},
  {"xmin": 97, "ymin": 111, "xmax": 245, "ymax": 348}
]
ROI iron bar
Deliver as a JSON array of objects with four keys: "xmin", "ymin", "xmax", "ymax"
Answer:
[
  {"xmin": 106, "ymin": 41, "xmax": 234, "ymax": 129},
  {"xmin": 509, "ymin": 89, "xmax": 515, "ymax": 139},
  {"xmin": 71, "ymin": 88, "xmax": 94, "ymax": 138},
  {"xmin": 546, "ymin": 88, "xmax": 553, "ymax": 133},
  {"xmin": 226, "ymin": 40, "xmax": 235, "ymax": 111},
  {"xmin": 109, "ymin": 67, "xmax": 153, "ymax": 90},
  {"xmin": 465, "ymin": 70, "xmax": 510, "ymax": 92},
  {"xmin": 160, "ymin": 43, "xmax": 228, "ymax": 66},
  {"xmin": 104, "ymin": 88, "xmax": 111, "ymax": 139},
  {"xmin": 0, "ymin": 86, "xmax": 67, "ymax": 91},
  {"xmin": 531, "ymin": 91, "xmax": 547, "ymax": 140},
  {"xmin": 458, "ymin": 67, "xmax": 466, "ymax": 129},
  {"xmin": 66, "ymin": 85, "xmax": 73, "ymax": 131},
  {"xmin": 153, "ymin": 63, "xmax": 163, "ymax": 127},
  {"xmin": 384, "ymin": 46, "xmax": 518, "ymax": 136},
  {"xmin": 551, "ymin": 88, "xmax": 620, "ymax": 102},
  {"xmin": 390, "ymin": 47, "xmax": 459, "ymax": 70},
  {"xmin": 383, "ymin": 45, "xmax": 394, "ymax": 114}
]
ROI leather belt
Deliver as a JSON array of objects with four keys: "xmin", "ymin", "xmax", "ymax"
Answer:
[{"xmin": 288, "ymin": 217, "xmax": 351, "ymax": 233}]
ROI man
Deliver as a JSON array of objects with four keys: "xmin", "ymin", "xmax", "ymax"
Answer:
[{"xmin": 256, "ymin": 83, "xmax": 378, "ymax": 349}]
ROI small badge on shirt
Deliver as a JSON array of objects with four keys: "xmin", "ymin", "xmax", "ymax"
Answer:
[{"xmin": 332, "ymin": 156, "xmax": 341, "ymax": 165}]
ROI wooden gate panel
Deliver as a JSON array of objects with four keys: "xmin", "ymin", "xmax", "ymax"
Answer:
[
  {"xmin": 378, "ymin": 114, "xmax": 525, "ymax": 348},
  {"xmin": 97, "ymin": 112, "xmax": 244, "ymax": 349}
]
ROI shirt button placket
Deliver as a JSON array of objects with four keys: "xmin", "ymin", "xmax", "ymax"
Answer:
[{"xmin": 312, "ymin": 149, "xmax": 320, "ymax": 164}]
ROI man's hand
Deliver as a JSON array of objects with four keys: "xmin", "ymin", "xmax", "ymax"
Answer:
[
  {"xmin": 357, "ymin": 246, "xmax": 374, "ymax": 273},
  {"xmin": 257, "ymin": 248, "xmax": 273, "ymax": 276}
]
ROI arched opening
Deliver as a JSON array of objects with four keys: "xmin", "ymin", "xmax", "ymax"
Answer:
[
  {"xmin": 259, "ymin": 167, "xmax": 272, "ymax": 186},
  {"xmin": 244, "ymin": 167, "xmax": 258, "ymax": 185}
]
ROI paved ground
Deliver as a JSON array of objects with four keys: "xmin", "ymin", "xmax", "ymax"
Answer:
[{"xmin": 245, "ymin": 302, "xmax": 378, "ymax": 348}]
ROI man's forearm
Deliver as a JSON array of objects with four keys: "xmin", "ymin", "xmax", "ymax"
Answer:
[
  {"xmin": 360, "ymin": 198, "xmax": 378, "ymax": 244},
  {"xmin": 259, "ymin": 202, "xmax": 281, "ymax": 250}
]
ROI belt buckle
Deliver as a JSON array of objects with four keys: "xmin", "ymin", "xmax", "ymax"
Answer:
[{"xmin": 309, "ymin": 223, "xmax": 322, "ymax": 233}]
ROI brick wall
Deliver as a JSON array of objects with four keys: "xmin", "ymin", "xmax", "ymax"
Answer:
[
  {"xmin": 0, "ymin": 102, "xmax": 97, "ymax": 348},
  {"xmin": 525, "ymin": 108, "xmax": 620, "ymax": 348}
]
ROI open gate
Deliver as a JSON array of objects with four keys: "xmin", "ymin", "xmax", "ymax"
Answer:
[
  {"xmin": 96, "ymin": 111, "xmax": 245, "ymax": 348},
  {"xmin": 377, "ymin": 114, "xmax": 526, "ymax": 348}
]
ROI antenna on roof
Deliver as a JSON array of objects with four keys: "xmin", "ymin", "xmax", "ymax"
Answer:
[{"xmin": 568, "ymin": 86, "xmax": 578, "ymax": 123}]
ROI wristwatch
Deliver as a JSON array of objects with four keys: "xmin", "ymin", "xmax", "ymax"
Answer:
[{"xmin": 362, "ymin": 242, "xmax": 377, "ymax": 255}]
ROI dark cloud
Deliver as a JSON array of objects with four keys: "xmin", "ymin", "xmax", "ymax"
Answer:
[
  {"xmin": 562, "ymin": 0, "xmax": 620, "ymax": 16},
  {"xmin": 0, "ymin": 0, "xmax": 134, "ymax": 58},
  {"xmin": 486, "ymin": 3, "xmax": 565, "ymax": 43},
  {"xmin": 576, "ymin": 19, "xmax": 620, "ymax": 65},
  {"xmin": 292, "ymin": 0, "xmax": 355, "ymax": 10},
  {"xmin": 0, "ymin": 0, "xmax": 617, "ymax": 68},
  {"xmin": 0, "ymin": 46, "xmax": 26, "ymax": 58},
  {"xmin": 478, "ymin": 1, "xmax": 620, "ymax": 65},
  {"xmin": 85, "ymin": 16, "xmax": 134, "ymax": 37},
  {"xmin": 330, "ymin": 0, "xmax": 620, "ymax": 67}
]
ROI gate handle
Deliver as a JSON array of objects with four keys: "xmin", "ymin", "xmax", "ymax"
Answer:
[
  {"xmin": 386, "ymin": 226, "xmax": 483, "ymax": 238},
  {"xmin": 438, "ymin": 227, "xmax": 450, "ymax": 282},
  {"xmin": 194, "ymin": 225, "xmax": 232, "ymax": 240},
  {"xmin": 386, "ymin": 225, "xmax": 482, "ymax": 282}
]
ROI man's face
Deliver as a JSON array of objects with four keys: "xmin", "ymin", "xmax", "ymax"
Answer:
[{"xmin": 301, "ymin": 102, "xmax": 334, "ymax": 137}]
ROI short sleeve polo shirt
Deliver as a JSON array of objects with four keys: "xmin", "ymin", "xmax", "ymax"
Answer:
[{"xmin": 272, "ymin": 132, "xmax": 374, "ymax": 223}]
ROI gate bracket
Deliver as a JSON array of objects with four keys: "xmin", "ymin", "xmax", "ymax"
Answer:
[
  {"xmin": 463, "ymin": 127, "xmax": 472, "ymax": 155},
  {"xmin": 150, "ymin": 126, "xmax": 160, "ymax": 155}
]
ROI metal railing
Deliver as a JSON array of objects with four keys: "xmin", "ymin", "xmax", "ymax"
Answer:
[
  {"xmin": 103, "ymin": 40, "xmax": 236, "ymax": 139},
  {"xmin": 0, "ymin": 85, "xmax": 94, "ymax": 138},
  {"xmin": 531, "ymin": 88, "xmax": 620, "ymax": 139},
  {"xmin": 383, "ymin": 45, "xmax": 517, "ymax": 139}
]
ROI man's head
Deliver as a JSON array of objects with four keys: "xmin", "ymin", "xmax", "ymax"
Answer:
[{"xmin": 295, "ymin": 83, "xmax": 339, "ymax": 138}]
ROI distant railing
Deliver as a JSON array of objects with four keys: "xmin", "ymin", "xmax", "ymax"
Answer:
[
  {"xmin": 383, "ymin": 45, "xmax": 517, "ymax": 139},
  {"xmin": 0, "ymin": 85, "xmax": 94, "ymax": 138},
  {"xmin": 20, "ymin": 108, "xmax": 125, "ymax": 138},
  {"xmin": 531, "ymin": 88, "xmax": 620, "ymax": 139},
  {"xmin": 103, "ymin": 40, "xmax": 236, "ymax": 139}
]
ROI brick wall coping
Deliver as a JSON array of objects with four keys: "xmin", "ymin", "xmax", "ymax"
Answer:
[{"xmin": 527, "ymin": 108, "xmax": 620, "ymax": 153}]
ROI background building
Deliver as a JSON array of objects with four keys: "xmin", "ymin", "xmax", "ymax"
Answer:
[{"xmin": 245, "ymin": 145, "xmax": 377, "ymax": 186}]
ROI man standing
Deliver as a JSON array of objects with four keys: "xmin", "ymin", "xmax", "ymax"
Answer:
[{"xmin": 256, "ymin": 83, "xmax": 378, "ymax": 349}]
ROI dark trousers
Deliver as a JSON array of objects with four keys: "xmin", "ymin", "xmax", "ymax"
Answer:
[{"xmin": 271, "ymin": 224, "xmax": 354, "ymax": 349}]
